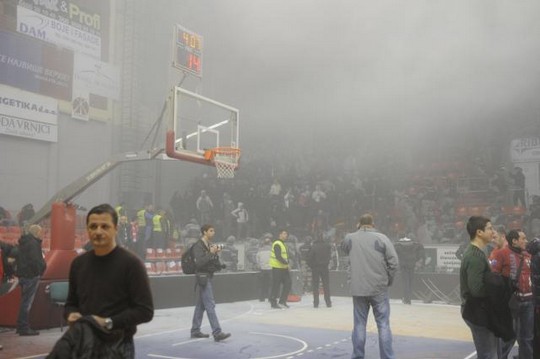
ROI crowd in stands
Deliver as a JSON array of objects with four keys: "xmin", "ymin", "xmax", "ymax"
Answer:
[
  {"xmin": 2, "ymin": 143, "xmax": 539, "ymax": 263},
  {"xmin": 167, "ymin": 145, "xmax": 537, "ymax": 249}
]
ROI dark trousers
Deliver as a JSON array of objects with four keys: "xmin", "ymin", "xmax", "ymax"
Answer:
[
  {"xmin": 311, "ymin": 265, "xmax": 331, "ymax": 307},
  {"xmin": 136, "ymin": 228, "xmax": 147, "ymax": 259},
  {"xmin": 152, "ymin": 231, "xmax": 165, "ymax": 250},
  {"xmin": 258, "ymin": 270, "xmax": 272, "ymax": 301},
  {"xmin": 270, "ymin": 268, "xmax": 291, "ymax": 305},
  {"xmin": 513, "ymin": 189, "xmax": 526, "ymax": 208},
  {"xmin": 400, "ymin": 267, "xmax": 414, "ymax": 303},
  {"xmin": 502, "ymin": 299, "xmax": 534, "ymax": 359},
  {"xmin": 534, "ymin": 305, "xmax": 540, "ymax": 359},
  {"xmin": 17, "ymin": 276, "xmax": 39, "ymax": 331}
]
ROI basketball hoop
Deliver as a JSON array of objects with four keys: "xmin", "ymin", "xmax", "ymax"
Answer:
[{"xmin": 205, "ymin": 147, "xmax": 241, "ymax": 178}]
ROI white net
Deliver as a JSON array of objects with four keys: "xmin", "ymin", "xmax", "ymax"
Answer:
[{"xmin": 213, "ymin": 149, "xmax": 240, "ymax": 178}]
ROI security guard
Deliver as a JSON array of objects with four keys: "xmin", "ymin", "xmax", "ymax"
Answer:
[
  {"xmin": 152, "ymin": 209, "xmax": 165, "ymax": 251},
  {"xmin": 269, "ymin": 230, "xmax": 291, "ymax": 309}
]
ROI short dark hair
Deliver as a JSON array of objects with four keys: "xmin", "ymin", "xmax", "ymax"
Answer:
[
  {"xmin": 506, "ymin": 230, "xmax": 520, "ymax": 246},
  {"xmin": 359, "ymin": 214, "xmax": 373, "ymax": 226},
  {"xmin": 86, "ymin": 204, "xmax": 118, "ymax": 227},
  {"xmin": 466, "ymin": 216, "xmax": 490, "ymax": 240},
  {"xmin": 201, "ymin": 224, "xmax": 213, "ymax": 235}
]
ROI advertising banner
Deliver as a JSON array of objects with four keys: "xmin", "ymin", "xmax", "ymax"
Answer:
[
  {"xmin": 0, "ymin": 30, "xmax": 73, "ymax": 101},
  {"xmin": 17, "ymin": 5, "xmax": 101, "ymax": 60},
  {"xmin": 436, "ymin": 246, "xmax": 460, "ymax": 270},
  {"xmin": 16, "ymin": 0, "xmax": 110, "ymax": 60},
  {"xmin": 0, "ymin": 85, "xmax": 58, "ymax": 142},
  {"xmin": 73, "ymin": 53, "xmax": 120, "ymax": 101},
  {"xmin": 511, "ymin": 138, "xmax": 540, "ymax": 163}
]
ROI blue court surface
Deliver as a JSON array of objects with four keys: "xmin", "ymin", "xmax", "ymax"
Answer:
[{"xmin": 2, "ymin": 297, "xmax": 509, "ymax": 358}]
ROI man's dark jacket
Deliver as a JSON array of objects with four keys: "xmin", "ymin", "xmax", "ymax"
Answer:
[
  {"xmin": 46, "ymin": 316, "xmax": 128, "ymax": 358},
  {"xmin": 307, "ymin": 239, "xmax": 331, "ymax": 268},
  {"xmin": 17, "ymin": 233, "xmax": 46, "ymax": 278}
]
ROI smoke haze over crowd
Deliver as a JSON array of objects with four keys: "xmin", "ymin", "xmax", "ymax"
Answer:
[{"xmin": 160, "ymin": 0, "xmax": 540, "ymax": 154}]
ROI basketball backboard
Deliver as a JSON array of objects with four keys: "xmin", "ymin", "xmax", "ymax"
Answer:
[{"xmin": 165, "ymin": 86, "xmax": 239, "ymax": 168}]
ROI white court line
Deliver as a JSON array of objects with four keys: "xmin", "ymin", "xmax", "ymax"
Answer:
[
  {"xmin": 15, "ymin": 355, "xmax": 48, "ymax": 359},
  {"xmin": 148, "ymin": 354, "xmax": 191, "ymax": 359},
  {"xmin": 136, "ymin": 302, "xmax": 255, "ymax": 339},
  {"xmin": 248, "ymin": 331, "xmax": 308, "ymax": 359},
  {"xmin": 464, "ymin": 351, "xmax": 477, "ymax": 359},
  {"xmin": 172, "ymin": 338, "xmax": 205, "ymax": 347}
]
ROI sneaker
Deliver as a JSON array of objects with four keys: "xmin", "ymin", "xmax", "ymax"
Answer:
[
  {"xmin": 19, "ymin": 329, "xmax": 39, "ymax": 336},
  {"xmin": 279, "ymin": 302, "xmax": 290, "ymax": 308},
  {"xmin": 326, "ymin": 303, "xmax": 332, "ymax": 308},
  {"xmin": 190, "ymin": 332, "xmax": 210, "ymax": 338},
  {"xmin": 271, "ymin": 303, "xmax": 282, "ymax": 309},
  {"xmin": 214, "ymin": 332, "xmax": 231, "ymax": 342}
]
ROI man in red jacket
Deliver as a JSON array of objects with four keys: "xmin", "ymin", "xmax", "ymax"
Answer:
[{"xmin": 490, "ymin": 229, "xmax": 533, "ymax": 358}]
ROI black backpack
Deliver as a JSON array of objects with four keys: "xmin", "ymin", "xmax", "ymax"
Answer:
[{"xmin": 181, "ymin": 244, "xmax": 196, "ymax": 274}]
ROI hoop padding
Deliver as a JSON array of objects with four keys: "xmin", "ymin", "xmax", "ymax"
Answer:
[{"xmin": 212, "ymin": 147, "xmax": 241, "ymax": 178}]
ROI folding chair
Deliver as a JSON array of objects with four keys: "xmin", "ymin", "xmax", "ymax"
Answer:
[{"xmin": 47, "ymin": 281, "xmax": 69, "ymax": 331}]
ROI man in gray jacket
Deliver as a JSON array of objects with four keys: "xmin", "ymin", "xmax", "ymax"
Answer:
[{"xmin": 341, "ymin": 214, "xmax": 399, "ymax": 359}]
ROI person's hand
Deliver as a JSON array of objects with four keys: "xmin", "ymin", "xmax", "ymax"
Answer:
[
  {"xmin": 67, "ymin": 312, "xmax": 82, "ymax": 325},
  {"xmin": 92, "ymin": 315, "xmax": 107, "ymax": 328},
  {"xmin": 210, "ymin": 245, "xmax": 220, "ymax": 254}
]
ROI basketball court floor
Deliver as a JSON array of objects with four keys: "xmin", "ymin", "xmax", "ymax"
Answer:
[{"xmin": 1, "ymin": 296, "xmax": 513, "ymax": 359}]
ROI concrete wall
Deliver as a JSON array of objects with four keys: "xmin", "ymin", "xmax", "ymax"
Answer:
[{"xmin": 0, "ymin": 114, "xmax": 115, "ymax": 214}]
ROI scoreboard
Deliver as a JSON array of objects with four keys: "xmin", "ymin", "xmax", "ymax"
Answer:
[{"xmin": 173, "ymin": 24, "xmax": 203, "ymax": 77}]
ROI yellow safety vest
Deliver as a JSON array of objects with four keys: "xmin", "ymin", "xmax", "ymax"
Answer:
[
  {"xmin": 269, "ymin": 240, "xmax": 288, "ymax": 269},
  {"xmin": 115, "ymin": 205, "xmax": 124, "ymax": 217},
  {"xmin": 152, "ymin": 214, "xmax": 162, "ymax": 232},
  {"xmin": 137, "ymin": 209, "xmax": 146, "ymax": 226}
]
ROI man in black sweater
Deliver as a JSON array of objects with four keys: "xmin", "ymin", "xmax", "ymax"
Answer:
[{"xmin": 64, "ymin": 204, "xmax": 154, "ymax": 357}]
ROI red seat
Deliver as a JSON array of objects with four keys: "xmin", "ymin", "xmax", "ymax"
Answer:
[
  {"xmin": 502, "ymin": 206, "xmax": 515, "ymax": 216},
  {"xmin": 455, "ymin": 207, "xmax": 468, "ymax": 218},
  {"xmin": 468, "ymin": 206, "xmax": 483, "ymax": 216},
  {"xmin": 8, "ymin": 226, "xmax": 21, "ymax": 234},
  {"xmin": 0, "ymin": 226, "xmax": 7, "ymax": 233},
  {"xmin": 512, "ymin": 206, "xmax": 526, "ymax": 216},
  {"xmin": 145, "ymin": 262, "xmax": 157, "ymax": 275},
  {"xmin": 455, "ymin": 221, "xmax": 465, "ymax": 230},
  {"xmin": 508, "ymin": 219, "xmax": 523, "ymax": 230},
  {"xmin": 155, "ymin": 261, "xmax": 166, "ymax": 275},
  {"xmin": 165, "ymin": 260, "xmax": 179, "ymax": 274}
]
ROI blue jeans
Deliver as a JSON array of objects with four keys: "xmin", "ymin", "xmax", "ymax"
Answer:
[
  {"xmin": 351, "ymin": 291, "xmax": 395, "ymax": 359},
  {"xmin": 464, "ymin": 319, "xmax": 501, "ymax": 359},
  {"xmin": 191, "ymin": 277, "xmax": 222, "ymax": 336},
  {"xmin": 17, "ymin": 277, "xmax": 40, "ymax": 331},
  {"xmin": 502, "ymin": 299, "xmax": 534, "ymax": 359}
]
